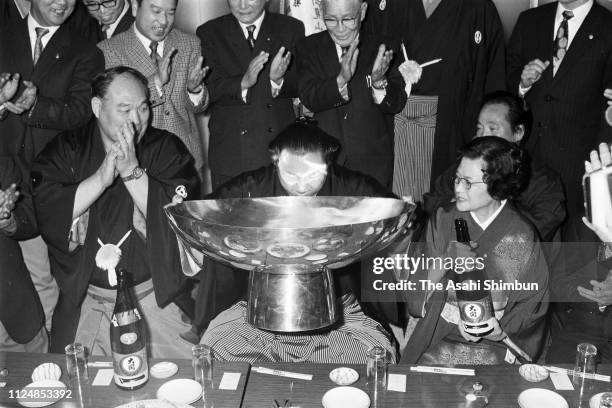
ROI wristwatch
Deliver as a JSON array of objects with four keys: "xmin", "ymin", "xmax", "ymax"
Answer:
[{"xmin": 122, "ymin": 167, "xmax": 144, "ymax": 182}]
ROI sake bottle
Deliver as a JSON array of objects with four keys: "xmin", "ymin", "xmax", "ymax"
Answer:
[
  {"xmin": 454, "ymin": 218, "xmax": 494, "ymax": 337},
  {"xmin": 111, "ymin": 268, "xmax": 149, "ymax": 390}
]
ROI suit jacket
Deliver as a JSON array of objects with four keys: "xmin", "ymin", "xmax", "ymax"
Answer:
[
  {"xmin": 0, "ymin": 19, "xmax": 105, "ymax": 161},
  {"xmin": 0, "ymin": 156, "xmax": 44, "ymax": 344},
  {"xmin": 99, "ymin": 26, "xmax": 208, "ymax": 170},
  {"xmin": 92, "ymin": 3, "xmax": 135, "ymax": 42},
  {"xmin": 296, "ymin": 32, "xmax": 407, "ymax": 188},
  {"xmin": 508, "ymin": 2, "xmax": 612, "ymax": 214},
  {"xmin": 196, "ymin": 12, "xmax": 304, "ymax": 183}
]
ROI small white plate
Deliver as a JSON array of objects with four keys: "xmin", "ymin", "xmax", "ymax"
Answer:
[
  {"xmin": 322, "ymin": 386, "xmax": 370, "ymax": 408},
  {"xmin": 114, "ymin": 399, "xmax": 193, "ymax": 408},
  {"xmin": 329, "ymin": 367, "xmax": 359, "ymax": 386},
  {"xmin": 150, "ymin": 362, "xmax": 178, "ymax": 379},
  {"xmin": 589, "ymin": 392, "xmax": 612, "ymax": 408},
  {"xmin": 518, "ymin": 388, "xmax": 568, "ymax": 408},
  {"xmin": 31, "ymin": 362, "xmax": 62, "ymax": 382},
  {"xmin": 156, "ymin": 378, "xmax": 202, "ymax": 405},
  {"xmin": 17, "ymin": 379, "xmax": 66, "ymax": 408},
  {"xmin": 519, "ymin": 364, "xmax": 549, "ymax": 382}
]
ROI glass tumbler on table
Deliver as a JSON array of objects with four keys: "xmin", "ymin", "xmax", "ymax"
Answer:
[
  {"xmin": 573, "ymin": 343, "xmax": 597, "ymax": 385},
  {"xmin": 192, "ymin": 344, "xmax": 213, "ymax": 391}
]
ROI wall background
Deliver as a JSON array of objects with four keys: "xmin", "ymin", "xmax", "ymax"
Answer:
[{"xmin": 176, "ymin": 0, "xmax": 612, "ymax": 192}]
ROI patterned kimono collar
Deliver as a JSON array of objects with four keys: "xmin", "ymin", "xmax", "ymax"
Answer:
[{"xmin": 470, "ymin": 199, "xmax": 507, "ymax": 232}]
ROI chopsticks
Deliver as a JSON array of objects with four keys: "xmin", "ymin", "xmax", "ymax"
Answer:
[
  {"xmin": 543, "ymin": 366, "xmax": 611, "ymax": 382},
  {"xmin": 400, "ymin": 43, "xmax": 443, "ymax": 68},
  {"xmin": 410, "ymin": 366, "xmax": 475, "ymax": 376}
]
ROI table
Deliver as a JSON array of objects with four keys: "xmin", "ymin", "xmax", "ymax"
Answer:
[
  {"xmin": 0, "ymin": 352, "xmax": 249, "ymax": 408},
  {"xmin": 241, "ymin": 363, "xmax": 612, "ymax": 407}
]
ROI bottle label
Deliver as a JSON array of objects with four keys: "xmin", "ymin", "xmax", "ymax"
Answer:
[
  {"xmin": 113, "ymin": 348, "xmax": 149, "ymax": 388},
  {"xmin": 459, "ymin": 298, "xmax": 494, "ymax": 335},
  {"xmin": 111, "ymin": 309, "xmax": 141, "ymax": 327},
  {"xmin": 120, "ymin": 332, "xmax": 138, "ymax": 346}
]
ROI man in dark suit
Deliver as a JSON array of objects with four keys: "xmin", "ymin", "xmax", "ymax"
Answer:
[
  {"xmin": 507, "ymin": 0, "xmax": 612, "ymax": 237},
  {"xmin": 295, "ymin": 0, "xmax": 406, "ymax": 188},
  {"xmin": 0, "ymin": 155, "xmax": 47, "ymax": 352},
  {"xmin": 82, "ymin": 0, "xmax": 134, "ymax": 42},
  {"xmin": 0, "ymin": 0, "xmax": 104, "ymax": 341},
  {"xmin": 197, "ymin": 0, "xmax": 305, "ymax": 189}
]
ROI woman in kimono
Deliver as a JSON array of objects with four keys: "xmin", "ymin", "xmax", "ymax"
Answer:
[{"xmin": 401, "ymin": 136, "xmax": 549, "ymax": 365}]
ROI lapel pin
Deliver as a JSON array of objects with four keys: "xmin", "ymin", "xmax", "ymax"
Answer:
[
  {"xmin": 588, "ymin": 34, "xmax": 594, "ymax": 40},
  {"xmin": 55, "ymin": 53, "xmax": 60, "ymax": 59},
  {"xmin": 379, "ymin": 0, "xmax": 387, "ymax": 10}
]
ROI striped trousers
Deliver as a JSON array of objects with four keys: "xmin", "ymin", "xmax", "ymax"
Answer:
[
  {"xmin": 392, "ymin": 95, "xmax": 438, "ymax": 202},
  {"xmin": 201, "ymin": 293, "xmax": 396, "ymax": 364}
]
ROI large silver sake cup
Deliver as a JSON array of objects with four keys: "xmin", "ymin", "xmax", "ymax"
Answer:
[{"xmin": 165, "ymin": 196, "xmax": 415, "ymax": 332}]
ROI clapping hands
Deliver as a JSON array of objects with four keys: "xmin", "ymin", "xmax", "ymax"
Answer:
[
  {"xmin": 187, "ymin": 56, "xmax": 210, "ymax": 93},
  {"xmin": 4, "ymin": 80, "xmax": 37, "ymax": 115},
  {"xmin": 0, "ymin": 73, "xmax": 20, "ymax": 105}
]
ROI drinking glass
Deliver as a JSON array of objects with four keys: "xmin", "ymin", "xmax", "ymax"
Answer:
[
  {"xmin": 573, "ymin": 343, "xmax": 597, "ymax": 384},
  {"xmin": 65, "ymin": 342, "xmax": 88, "ymax": 382},
  {"xmin": 192, "ymin": 345, "xmax": 213, "ymax": 392}
]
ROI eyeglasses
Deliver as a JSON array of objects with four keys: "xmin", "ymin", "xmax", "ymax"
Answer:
[
  {"xmin": 323, "ymin": 13, "xmax": 360, "ymax": 29},
  {"xmin": 452, "ymin": 176, "xmax": 486, "ymax": 190},
  {"xmin": 85, "ymin": 0, "xmax": 117, "ymax": 11}
]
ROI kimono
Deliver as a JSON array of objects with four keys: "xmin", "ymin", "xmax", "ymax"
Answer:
[
  {"xmin": 423, "ymin": 161, "xmax": 567, "ymax": 242},
  {"xmin": 194, "ymin": 164, "xmax": 400, "ymax": 364},
  {"xmin": 394, "ymin": 0, "xmax": 506, "ymax": 196},
  {"xmin": 32, "ymin": 120, "xmax": 199, "ymax": 351},
  {"xmin": 401, "ymin": 202, "xmax": 549, "ymax": 365}
]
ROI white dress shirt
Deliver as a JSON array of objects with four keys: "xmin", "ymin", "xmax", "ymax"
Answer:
[{"xmin": 27, "ymin": 14, "xmax": 61, "ymax": 61}]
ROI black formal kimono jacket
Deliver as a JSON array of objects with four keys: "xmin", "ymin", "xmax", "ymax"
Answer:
[
  {"xmin": 193, "ymin": 164, "xmax": 401, "ymax": 333},
  {"xmin": 32, "ymin": 120, "xmax": 199, "ymax": 310},
  {"xmin": 401, "ymin": 203, "xmax": 549, "ymax": 364},
  {"xmin": 0, "ymin": 156, "xmax": 44, "ymax": 343},
  {"xmin": 401, "ymin": 0, "xmax": 506, "ymax": 183}
]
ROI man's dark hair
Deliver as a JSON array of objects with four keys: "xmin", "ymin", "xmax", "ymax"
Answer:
[
  {"xmin": 91, "ymin": 66, "xmax": 149, "ymax": 99},
  {"xmin": 481, "ymin": 90, "xmax": 532, "ymax": 145},
  {"xmin": 459, "ymin": 136, "xmax": 530, "ymax": 200},
  {"xmin": 268, "ymin": 121, "xmax": 341, "ymax": 165}
]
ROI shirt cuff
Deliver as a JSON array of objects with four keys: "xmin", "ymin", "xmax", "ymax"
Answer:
[
  {"xmin": 372, "ymin": 87, "xmax": 387, "ymax": 104},
  {"xmin": 154, "ymin": 76, "xmax": 164, "ymax": 98},
  {"xmin": 188, "ymin": 86, "xmax": 204, "ymax": 106},
  {"xmin": 518, "ymin": 84, "xmax": 531, "ymax": 97},
  {"xmin": 271, "ymin": 78, "xmax": 284, "ymax": 98},
  {"xmin": 338, "ymin": 83, "xmax": 349, "ymax": 100},
  {"xmin": 241, "ymin": 88, "xmax": 248, "ymax": 103}
]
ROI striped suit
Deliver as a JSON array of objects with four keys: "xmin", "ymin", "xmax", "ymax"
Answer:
[{"xmin": 99, "ymin": 25, "xmax": 208, "ymax": 171}]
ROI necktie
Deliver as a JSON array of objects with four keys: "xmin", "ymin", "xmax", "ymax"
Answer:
[
  {"xmin": 149, "ymin": 41, "xmax": 159, "ymax": 68},
  {"xmin": 553, "ymin": 10, "xmax": 574, "ymax": 76},
  {"xmin": 33, "ymin": 27, "xmax": 49, "ymax": 66},
  {"xmin": 101, "ymin": 24, "xmax": 110, "ymax": 39},
  {"xmin": 246, "ymin": 25, "xmax": 256, "ymax": 49},
  {"xmin": 341, "ymin": 46, "xmax": 349, "ymax": 58}
]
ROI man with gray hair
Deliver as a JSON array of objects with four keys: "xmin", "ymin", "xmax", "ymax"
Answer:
[{"xmin": 295, "ymin": 0, "xmax": 406, "ymax": 188}]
